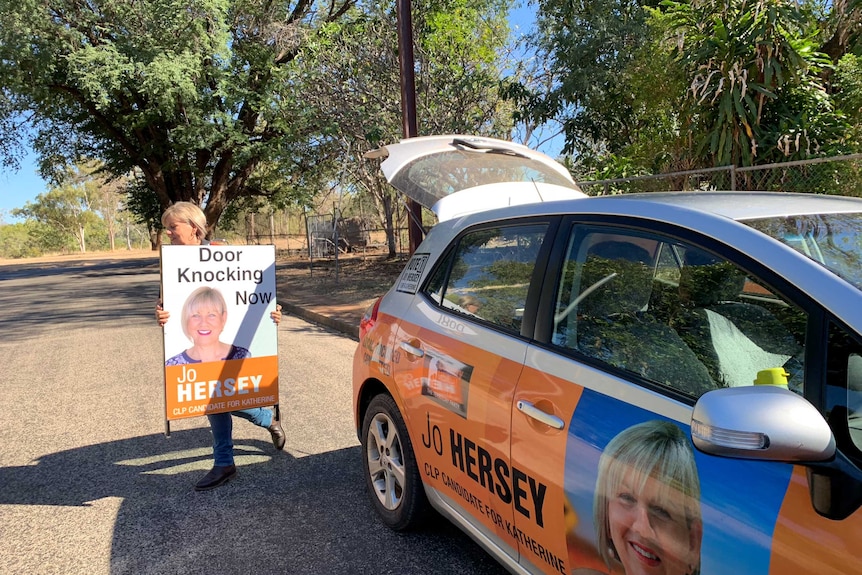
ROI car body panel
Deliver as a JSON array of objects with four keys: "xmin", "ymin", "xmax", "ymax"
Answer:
[
  {"xmin": 770, "ymin": 467, "xmax": 862, "ymax": 574},
  {"xmin": 391, "ymin": 307, "xmax": 527, "ymax": 545}
]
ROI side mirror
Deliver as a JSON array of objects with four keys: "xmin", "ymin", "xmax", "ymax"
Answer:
[
  {"xmin": 691, "ymin": 386, "xmax": 862, "ymax": 519},
  {"xmin": 691, "ymin": 386, "xmax": 835, "ymax": 462}
]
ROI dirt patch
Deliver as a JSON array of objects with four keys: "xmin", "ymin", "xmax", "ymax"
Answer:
[{"xmin": 274, "ymin": 253, "xmax": 407, "ymax": 327}]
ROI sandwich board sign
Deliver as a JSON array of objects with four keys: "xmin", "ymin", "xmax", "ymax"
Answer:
[{"xmin": 160, "ymin": 244, "xmax": 279, "ymax": 427}]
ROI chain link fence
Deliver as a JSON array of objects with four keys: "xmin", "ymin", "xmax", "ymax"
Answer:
[
  {"xmin": 236, "ymin": 208, "xmax": 410, "ymax": 258},
  {"xmin": 578, "ymin": 153, "xmax": 862, "ymax": 197}
]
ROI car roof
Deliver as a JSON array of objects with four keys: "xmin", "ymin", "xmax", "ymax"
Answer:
[
  {"xmin": 598, "ymin": 191, "xmax": 862, "ymax": 220},
  {"xmin": 448, "ymin": 191, "xmax": 862, "ymax": 226}
]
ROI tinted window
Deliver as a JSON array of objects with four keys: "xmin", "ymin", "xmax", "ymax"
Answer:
[
  {"xmin": 552, "ymin": 226, "xmax": 807, "ymax": 399},
  {"xmin": 423, "ymin": 224, "xmax": 548, "ymax": 332}
]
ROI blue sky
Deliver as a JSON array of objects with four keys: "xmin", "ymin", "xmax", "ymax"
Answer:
[
  {"xmin": 0, "ymin": 151, "xmax": 45, "ymax": 218},
  {"xmin": 0, "ymin": 1, "xmax": 539, "ymax": 220}
]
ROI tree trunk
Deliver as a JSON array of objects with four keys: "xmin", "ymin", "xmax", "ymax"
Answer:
[{"xmin": 150, "ymin": 224, "xmax": 161, "ymax": 251}]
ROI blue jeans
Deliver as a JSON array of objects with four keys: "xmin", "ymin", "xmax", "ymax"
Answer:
[{"xmin": 207, "ymin": 408, "xmax": 273, "ymax": 467}]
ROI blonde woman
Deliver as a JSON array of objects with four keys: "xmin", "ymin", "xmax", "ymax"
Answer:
[
  {"xmin": 154, "ymin": 201, "xmax": 285, "ymax": 491},
  {"xmin": 575, "ymin": 420, "xmax": 703, "ymax": 575}
]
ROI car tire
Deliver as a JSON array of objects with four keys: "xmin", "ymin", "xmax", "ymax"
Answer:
[{"xmin": 360, "ymin": 394, "xmax": 430, "ymax": 531}]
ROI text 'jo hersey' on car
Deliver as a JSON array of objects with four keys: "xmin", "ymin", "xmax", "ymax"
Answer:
[{"xmin": 353, "ymin": 134, "xmax": 862, "ymax": 575}]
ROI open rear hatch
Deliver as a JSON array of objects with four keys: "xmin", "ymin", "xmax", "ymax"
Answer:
[{"xmin": 366, "ymin": 135, "xmax": 587, "ymax": 222}]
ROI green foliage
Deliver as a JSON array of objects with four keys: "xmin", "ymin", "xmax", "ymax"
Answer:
[
  {"xmin": 833, "ymin": 54, "xmax": 862, "ymax": 147},
  {"xmin": 523, "ymin": 0, "xmax": 862, "ymax": 179},
  {"xmin": 528, "ymin": 0, "xmax": 655, "ymax": 151},
  {"xmin": 13, "ymin": 185, "xmax": 98, "ymax": 251},
  {"xmin": 0, "ymin": 221, "xmax": 44, "ymax": 258},
  {"xmin": 0, "ymin": 0, "xmax": 355, "ymax": 229},
  {"xmin": 8, "ymin": 161, "xmax": 146, "ymax": 252},
  {"xmin": 295, "ymin": 0, "xmax": 514, "ymax": 254},
  {"xmin": 665, "ymin": 0, "xmax": 835, "ymax": 165},
  {"xmin": 126, "ymin": 177, "xmax": 167, "ymax": 229}
]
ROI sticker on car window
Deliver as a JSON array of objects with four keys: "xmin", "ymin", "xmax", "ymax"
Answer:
[{"xmin": 396, "ymin": 253, "xmax": 430, "ymax": 293}]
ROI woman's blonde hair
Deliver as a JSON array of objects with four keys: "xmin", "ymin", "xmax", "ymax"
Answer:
[
  {"xmin": 180, "ymin": 287, "xmax": 227, "ymax": 340},
  {"xmin": 593, "ymin": 420, "xmax": 702, "ymax": 574},
  {"xmin": 161, "ymin": 201, "xmax": 207, "ymax": 240}
]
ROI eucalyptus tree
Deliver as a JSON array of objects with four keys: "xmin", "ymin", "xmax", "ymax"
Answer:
[
  {"xmin": 12, "ymin": 167, "xmax": 102, "ymax": 253},
  {"xmin": 0, "ymin": 0, "xmax": 354, "ymax": 235}
]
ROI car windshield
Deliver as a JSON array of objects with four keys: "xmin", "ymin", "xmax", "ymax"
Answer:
[{"xmin": 745, "ymin": 212, "xmax": 862, "ymax": 289}]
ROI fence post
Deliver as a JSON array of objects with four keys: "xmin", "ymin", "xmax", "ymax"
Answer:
[
  {"xmin": 269, "ymin": 212, "xmax": 275, "ymax": 246},
  {"xmin": 333, "ymin": 207, "xmax": 340, "ymax": 284},
  {"xmin": 730, "ymin": 165, "xmax": 737, "ymax": 191}
]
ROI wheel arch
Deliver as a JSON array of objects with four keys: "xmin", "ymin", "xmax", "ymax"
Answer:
[{"xmin": 355, "ymin": 377, "xmax": 391, "ymax": 439}]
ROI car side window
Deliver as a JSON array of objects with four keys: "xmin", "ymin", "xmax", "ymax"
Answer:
[
  {"xmin": 423, "ymin": 223, "xmax": 548, "ymax": 332},
  {"xmin": 552, "ymin": 227, "xmax": 807, "ymax": 399}
]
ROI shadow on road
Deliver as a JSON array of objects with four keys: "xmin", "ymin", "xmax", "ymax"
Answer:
[{"xmin": 1, "ymin": 429, "xmax": 507, "ymax": 575}]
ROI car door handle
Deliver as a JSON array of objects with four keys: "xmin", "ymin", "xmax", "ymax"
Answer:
[
  {"xmin": 399, "ymin": 341, "xmax": 425, "ymax": 358},
  {"xmin": 516, "ymin": 400, "xmax": 565, "ymax": 430}
]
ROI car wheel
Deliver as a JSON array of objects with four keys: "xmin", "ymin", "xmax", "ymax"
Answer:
[{"xmin": 361, "ymin": 394, "xmax": 429, "ymax": 531}]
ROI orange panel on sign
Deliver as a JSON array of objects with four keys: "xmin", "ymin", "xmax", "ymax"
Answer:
[{"xmin": 164, "ymin": 355, "xmax": 279, "ymax": 420}]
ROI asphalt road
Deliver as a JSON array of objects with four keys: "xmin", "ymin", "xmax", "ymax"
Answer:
[{"xmin": 0, "ymin": 256, "xmax": 506, "ymax": 575}]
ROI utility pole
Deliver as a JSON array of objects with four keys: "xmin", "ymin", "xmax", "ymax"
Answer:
[{"xmin": 395, "ymin": 0, "xmax": 425, "ymax": 254}]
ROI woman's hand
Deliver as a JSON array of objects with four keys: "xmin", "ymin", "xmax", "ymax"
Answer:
[
  {"xmin": 271, "ymin": 304, "xmax": 282, "ymax": 325},
  {"xmin": 155, "ymin": 301, "xmax": 170, "ymax": 326}
]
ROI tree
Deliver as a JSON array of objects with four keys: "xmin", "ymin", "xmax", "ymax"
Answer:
[
  {"xmin": 666, "ymin": 0, "xmax": 837, "ymax": 166},
  {"xmin": 527, "ymin": 0, "xmax": 660, "ymax": 156},
  {"xmin": 0, "ymin": 0, "xmax": 354, "ymax": 235},
  {"xmin": 520, "ymin": 0, "xmax": 862, "ymax": 179},
  {"xmin": 298, "ymin": 0, "xmax": 515, "ymax": 256},
  {"xmin": 73, "ymin": 160, "xmax": 129, "ymax": 250},
  {"xmin": 125, "ymin": 174, "xmax": 167, "ymax": 250},
  {"xmin": 12, "ymin": 169, "xmax": 101, "ymax": 253},
  {"xmin": 0, "ymin": 220, "xmax": 43, "ymax": 258}
]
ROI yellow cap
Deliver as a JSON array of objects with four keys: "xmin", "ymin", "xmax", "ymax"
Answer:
[{"xmin": 754, "ymin": 367, "xmax": 789, "ymax": 387}]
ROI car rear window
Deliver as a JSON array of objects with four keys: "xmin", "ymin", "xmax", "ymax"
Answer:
[{"xmin": 424, "ymin": 223, "xmax": 548, "ymax": 333}]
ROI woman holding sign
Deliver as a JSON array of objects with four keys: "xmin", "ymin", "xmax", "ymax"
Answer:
[{"xmin": 155, "ymin": 201, "xmax": 285, "ymax": 491}]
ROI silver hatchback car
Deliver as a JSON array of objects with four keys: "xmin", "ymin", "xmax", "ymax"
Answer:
[{"xmin": 353, "ymin": 135, "xmax": 862, "ymax": 575}]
